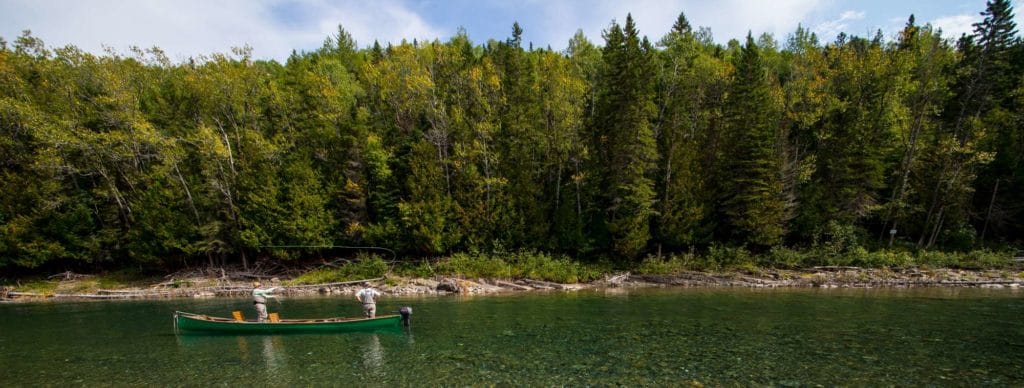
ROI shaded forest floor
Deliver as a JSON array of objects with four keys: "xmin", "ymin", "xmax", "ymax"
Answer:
[{"xmin": 3, "ymin": 265, "xmax": 1022, "ymax": 303}]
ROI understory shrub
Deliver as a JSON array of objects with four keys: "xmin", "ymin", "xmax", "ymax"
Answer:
[
  {"xmin": 431, "ymin": 250, "xmax": 602, "ymax": 284},
  {"xmin": 636, "ymin": 253, "xmax": 698, "ymax": 274},
  {"xmin": 760, "ymin": 247, "xmax": 810, "ymax": 269},
  {"xmin": 705, "ymin": 245, "xmax": 753, "ymax": 270},
  {"xmin": 287, "ymin": 254, "xmax": 389, "ymax": 285}
]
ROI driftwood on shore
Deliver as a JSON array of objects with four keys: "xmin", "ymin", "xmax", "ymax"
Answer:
[
  {"xmin": 494, "ymin": 280, "xmax": 532, "ymax": 290},
  {"xmin": 48, "ymin": 271, "xmax": 93, "ymax": 280},
  {"xmin": 2, "ymin": 269, "xmax": 1021, "ymax": 302},
  {"xmin": 809, "ymin": 266, "xmax": 862, "ymax": 271},
  {"xmin": 521, "ymin": 279, "xmax": 565, "ymax": 289},
  {"xmin": 282, "ymin": 278, "xmax": 384, "ymax": 290},
  {"xmin": 2, "ymin": 277, "xmax": 388, "ymax": 301}
]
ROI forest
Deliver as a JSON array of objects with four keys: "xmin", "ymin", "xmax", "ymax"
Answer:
[{"xmin": 1, "ymin": 1, "xmax": 1022, "ymax": 274}]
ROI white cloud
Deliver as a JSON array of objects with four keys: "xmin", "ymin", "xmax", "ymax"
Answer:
[
  {"xmin": 813, "ymin": 9, "xmax": 866, "ymax": 40},
  {"xmin": 0, "ymin": 0, "xmax": 445, "ymax": 62},
  {"xmin": 10, "ymin": 0, "xmax": 999, "ymax": 62},
  {"xmin": 930, "ymin": 14, "xmax": 981, "ymax": 39},
  {"xmin": 1018, "ymin": 1, "xmax": 1024, "ymax": 35},
  {"xmin": 309, "ymin": 1, "xmax": 447, "ymax": 49}
]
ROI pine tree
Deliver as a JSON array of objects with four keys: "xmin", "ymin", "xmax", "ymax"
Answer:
[
  {"xmin": 719, "ymin": 34, "xmax": 786, "ymax": 247},
  {"xmin": 591, "ymin": 15, "xmax": 659, "ymax": 258},
  {"xmin": 671, "ymin": 12, "xmax": 692, "ymax": 35},
  {"xmin": 971, "ymin": 0, "xmax": 1021, "ymax": 244}
]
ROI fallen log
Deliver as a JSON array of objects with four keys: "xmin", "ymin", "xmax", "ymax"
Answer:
[
  {"xmin": 494, "ymin": 280, "xmax": 532, "ymax": 291},
  {"xmin": 630, "ymin": 273, "xmax": 720, "ymax": 285},
  {"xmin": 522, "ymin": 279, "xmax": 565, "ymax": 289},
  {"xmin": 52, "ymin": 293, "xmax": 148, "ymax": 300},
  {"xmin": 606, "ymin": 272, "xmax": 631, "ymax": 285},
  {"xmin": 808, "ymin": 266, "xmax": 862, "ymax": 271},
  {"xmin": 97, "ymin": 289, "xmax": 155, "ymax": 295},
  {"xmin": 735, "ymin": 275, "xmax": 785, "ymax": 286},
  {"xmin": 48, "ymin": 271, "xmax": 92, "ymax": 280},
  {"xmin": 7, "ymin": 292, "xmax": 48, "ymax": 298},
  {"xmin": 282, "ymin": 277, "xmax": 385, "ymax": 290}
]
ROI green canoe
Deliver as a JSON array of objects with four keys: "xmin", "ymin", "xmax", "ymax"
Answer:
[{"xmin": 174, "ymin": 311, "xmax": 402, "ymax": 334}]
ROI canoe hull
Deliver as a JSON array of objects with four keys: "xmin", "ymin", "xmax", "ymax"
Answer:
[{"xmin": 174, "ymin": 311, "xmax": 402, "ymax": 334}]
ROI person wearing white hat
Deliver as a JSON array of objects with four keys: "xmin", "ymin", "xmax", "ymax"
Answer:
[{"xmin": 252, "ymin": 281, "xmax": 279, "ymax": 322}]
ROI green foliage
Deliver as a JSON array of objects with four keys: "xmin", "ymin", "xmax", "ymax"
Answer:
[
  {"xmin": 287, "ymin": 255, "xmax": 389, "ymax": 285},
  {"xmin": 1, "ymin": 3, "xmax": 1023, "ymax": 276},
  {"xmin": 591, "ymin": 15, "xmax": 660, "ymax": 258},
  {"xmin": 718, "ymin": 35, "xmax": 787, "ymax": 247},
  {"xmin": 760, "ymin": 247, "xmax": 811, "ymax": 269},
  {"xmin": 812, "ymin": 221, "xmax": 862, "ymax": 259},
  {"xmin": 7, "ymin": 279, "xmax": 58, "ymax": 294},
  {"xmin": 96, "ymin": 269, "xmax": 157, "ymax": 289},
  {"xmin": 636, "ymin": 253, "xmax": 698, "ymax": 274},
  {"xmin": 955, "ymin": 250, "xmax": 1012, "ymax": 269},
  {"xmin": 705, "ymin": 245, "xmax": 755, "ymax": 271},
  {"xmin": 431, "ymin": 250, "xmax": 603, "ymax": 284},
  {"xmin": 850, "ymin": 249, "xmax": 915, "ymax": 268},
  {"xmin": 392, "ymin": 259, "xmax": 437, "ymax": 279}
]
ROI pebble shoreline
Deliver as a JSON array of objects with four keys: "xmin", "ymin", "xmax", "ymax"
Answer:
[{"xmin": 3, "ymin": 267, "xmax": 1021, "ymax": 302}]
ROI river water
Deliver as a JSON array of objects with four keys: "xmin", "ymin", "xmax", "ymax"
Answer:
[{"xmin": 1, "ymin": 288, "xmax": 1022, "ymax": 386}]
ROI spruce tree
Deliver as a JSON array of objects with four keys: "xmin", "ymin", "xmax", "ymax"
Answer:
[
  {"xmin": 719, "ymin": 34, "xmax": 786, "ymax": 247},
  {"xmin": 971, "ymin": 0, "xmax": 1021, "ymax": 244},
  {"xmin": 591, "ymin": 15, "xmax": 659, "ymax": 258}
]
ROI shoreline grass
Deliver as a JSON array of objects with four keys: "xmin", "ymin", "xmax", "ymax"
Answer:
[
  {"xmin": 282, "ymin": 248, "xmax": 1019, "ymax": 286},
  {"xmin": 6, "ymin": 249, "xmax": 1019, "ymax": 291}
]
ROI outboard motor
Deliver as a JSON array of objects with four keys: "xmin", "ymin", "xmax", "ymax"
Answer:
[{"xmin": 399, "ymin": 306, "xmax": 413, "ymax": 327}]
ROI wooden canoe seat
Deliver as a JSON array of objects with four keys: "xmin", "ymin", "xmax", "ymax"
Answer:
[
  {"xmin": 232, "ymin": 311, "xmax": 244, "ymax": 321},
  {"xmin": 269, "ymin": 313, "xmax": 280, "ymax": 323}
]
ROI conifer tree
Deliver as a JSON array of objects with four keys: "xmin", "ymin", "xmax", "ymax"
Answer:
[
  {"xmin": 970, "ymin": 0, "xmax": 1021, "ymax": 244},
  {"xmin": 591, "ymin": 15, "xmax": 659, "ymax": 258},
  {"xmin": 719, "ymin": 34, "xmax": 786, "ymax": 247}
]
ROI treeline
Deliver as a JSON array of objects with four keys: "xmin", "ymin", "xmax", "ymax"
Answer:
[{"xmin": 1, "ymin": 1, "xmax": 1022, "ymax": 272}]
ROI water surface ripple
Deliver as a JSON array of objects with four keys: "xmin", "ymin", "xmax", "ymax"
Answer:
[{"xmin": 1, "ymin": 288, "xmax": 1021, "ymax": 385}]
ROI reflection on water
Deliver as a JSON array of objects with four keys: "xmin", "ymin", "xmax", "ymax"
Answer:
[
  {"xmin": 236, "ymin": 336, "xmax": 249, "ymax": 362},
  {"xmin": 404, "ymin": 327, "xmax": 415, "ymax": 345},
  {"xmin": 362, "ymin": 334, "xmax": 384, "ymax": 375},
  {"xmin": 262, "ymin": 336, "xmax": 285, "ymax": 372}
]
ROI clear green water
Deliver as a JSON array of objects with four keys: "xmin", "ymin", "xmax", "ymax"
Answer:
[{"xmin": 1, "ymin": 288, "xmax": 1022, "ymax": 386}]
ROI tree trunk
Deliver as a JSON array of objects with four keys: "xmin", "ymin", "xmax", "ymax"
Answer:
[
  {"xmin": 174, "ymin": 162, "xmax": 202, "ymax": 226},
  {"xmin": 980, "ymin": 178, "xmax": 999, "ymax": 242}
]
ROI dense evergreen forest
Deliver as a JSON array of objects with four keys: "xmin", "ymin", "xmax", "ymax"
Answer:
[{"xmin": 2, "ymin": 1, "xmax": 1022, "ymax": 274}]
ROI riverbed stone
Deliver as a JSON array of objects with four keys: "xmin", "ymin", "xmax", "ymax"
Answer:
[
  {"xmin": 437, "ymin": 278, "xmax": 461, "ymax": 293},
  {"xmin": 412, "ymin": 278, "xmax": 440, "ymax": 289}
]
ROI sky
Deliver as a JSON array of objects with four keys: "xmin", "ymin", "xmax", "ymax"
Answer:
[{"xmin": 1, "ymin": 0, "xmax": 1022, "ymax": 62}]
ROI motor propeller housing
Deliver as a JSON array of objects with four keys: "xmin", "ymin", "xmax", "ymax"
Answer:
[{"xmin": 399, "ymin": 306, "xmax": 413, "ymax": 327}]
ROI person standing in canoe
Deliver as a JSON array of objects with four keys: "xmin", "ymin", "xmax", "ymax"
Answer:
[
  {"xmin": 355, "ymin": 286, "xmax": 382, "ymax": 318},
  {"xmin": 252, "ymin": 281, "xmax": 279, "ymax": 322}
]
